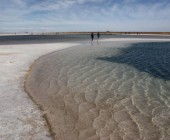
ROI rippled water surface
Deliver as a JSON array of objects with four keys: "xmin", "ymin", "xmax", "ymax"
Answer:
[{"xmin": 26, "ymin": 41, "xmax": 170, "ymax": 140}]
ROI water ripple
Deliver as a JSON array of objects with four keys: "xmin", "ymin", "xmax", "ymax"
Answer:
[{"xmin": 26, "ymin": 41, "xmax": 170, "ymax": 140}]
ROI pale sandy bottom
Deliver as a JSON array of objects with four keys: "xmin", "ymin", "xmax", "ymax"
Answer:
[{"xmin": 25, "ymin": 40, "xmax": 170, "ymax": 140}]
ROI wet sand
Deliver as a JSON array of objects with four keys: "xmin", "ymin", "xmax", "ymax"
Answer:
[{"xmin": 25, "ymin": 38, "xmax": 170, "ymax": 140}]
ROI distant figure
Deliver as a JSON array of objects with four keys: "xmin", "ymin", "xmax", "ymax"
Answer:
[
  {"xmin": 97, "ymin": 32, "xmax": 100, "ymax": 39},
  {"xmin": 91, "ymin": 32, "xmax": 94, "ymax": 45},
  {"xmin": 97, "ymin": 32, "xmax": 100, "ymax": 44}
]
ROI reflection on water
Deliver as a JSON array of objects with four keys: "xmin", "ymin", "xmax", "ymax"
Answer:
[{"xmin": 98, "ymin": 42, "xmax": 170, "ymax": 80}]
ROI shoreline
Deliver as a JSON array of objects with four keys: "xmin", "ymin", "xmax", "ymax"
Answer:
[
  {"xmin": 1, "ymin": 31, "xmax": 170, "ymax": 36},
  {"xmin": 23, "ymin": 43, "xmax": 83, "ymax": 139},
  {"xmin": 24, "ymin": 38, "xmax": 170, "ymax": 139},
  {"xmin": 0, "ymin": 41, "xmax": 80, "ymax": 139},
  {"xmin": 1, "ymin": 34, "xmax": 170, "ymax": 46}
]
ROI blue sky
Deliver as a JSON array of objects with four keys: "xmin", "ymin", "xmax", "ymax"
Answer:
[{"xmin": 0, "ymin": 0, "xmax": 170, "ymax": 32}]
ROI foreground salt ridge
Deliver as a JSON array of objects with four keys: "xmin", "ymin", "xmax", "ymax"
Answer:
[
  {"xmin": 25, "ymin": 39, "xmax": 170, "ymax": 140},
  {"xmin": 0, "ymin": 42, "xmax": 79, "ymax": 140}
]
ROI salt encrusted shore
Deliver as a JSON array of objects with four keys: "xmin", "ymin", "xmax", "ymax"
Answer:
[
  {"xmin": 0, "ymin": 42, "xmax": 79, "ymax": 140},
  {"xmin": 1, "ymin": 37, "xmax": 170, "ymax": 140}
]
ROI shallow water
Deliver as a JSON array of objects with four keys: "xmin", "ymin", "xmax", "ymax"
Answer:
[{"xmin": 26, "ymin": 41, "xmax": 170, "ymax": 140}]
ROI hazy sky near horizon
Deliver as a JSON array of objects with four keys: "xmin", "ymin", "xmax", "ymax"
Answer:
[{"xmin": 1, "ymin": 0, "xmax": 170, "ymax": 32}]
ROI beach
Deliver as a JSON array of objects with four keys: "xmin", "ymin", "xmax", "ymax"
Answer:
[
  {"xmin": 0, "ymin": 35, "xmax": 170, "ymax": 139},
  {"xmin": 23, "ymin": 36, "xmax": 170, "ymax": 140}
]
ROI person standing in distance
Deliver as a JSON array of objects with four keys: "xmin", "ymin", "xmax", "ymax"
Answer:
[
  {"xmin": 97, "ymin": 32, "xmax": 100, "ymax": 44},
  {"xmin": 91, "ymin": 32, "xmax": 94, "ymax": 45}
]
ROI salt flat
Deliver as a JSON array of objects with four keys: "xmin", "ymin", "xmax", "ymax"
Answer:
[
  {"xmin": 0, "ymin": 42, "xmax": 79, "ymax": 140},
  {"xmin": 1, "ymin": 37, "xmax": 170, "ymax": 140}
]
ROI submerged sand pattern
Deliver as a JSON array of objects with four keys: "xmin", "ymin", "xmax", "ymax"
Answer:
[{"xmin": 25, "ymin": 41, "xmax": 170, "ymax": 140}]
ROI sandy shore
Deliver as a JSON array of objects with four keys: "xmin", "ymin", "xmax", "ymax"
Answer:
[
  {"xmin": 0, "ymin": 42, "xmax": 79, "ymax": 139},
  {"xmin": 25, "ymin": 38, "xmax": 170, "ymax": 140}
]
